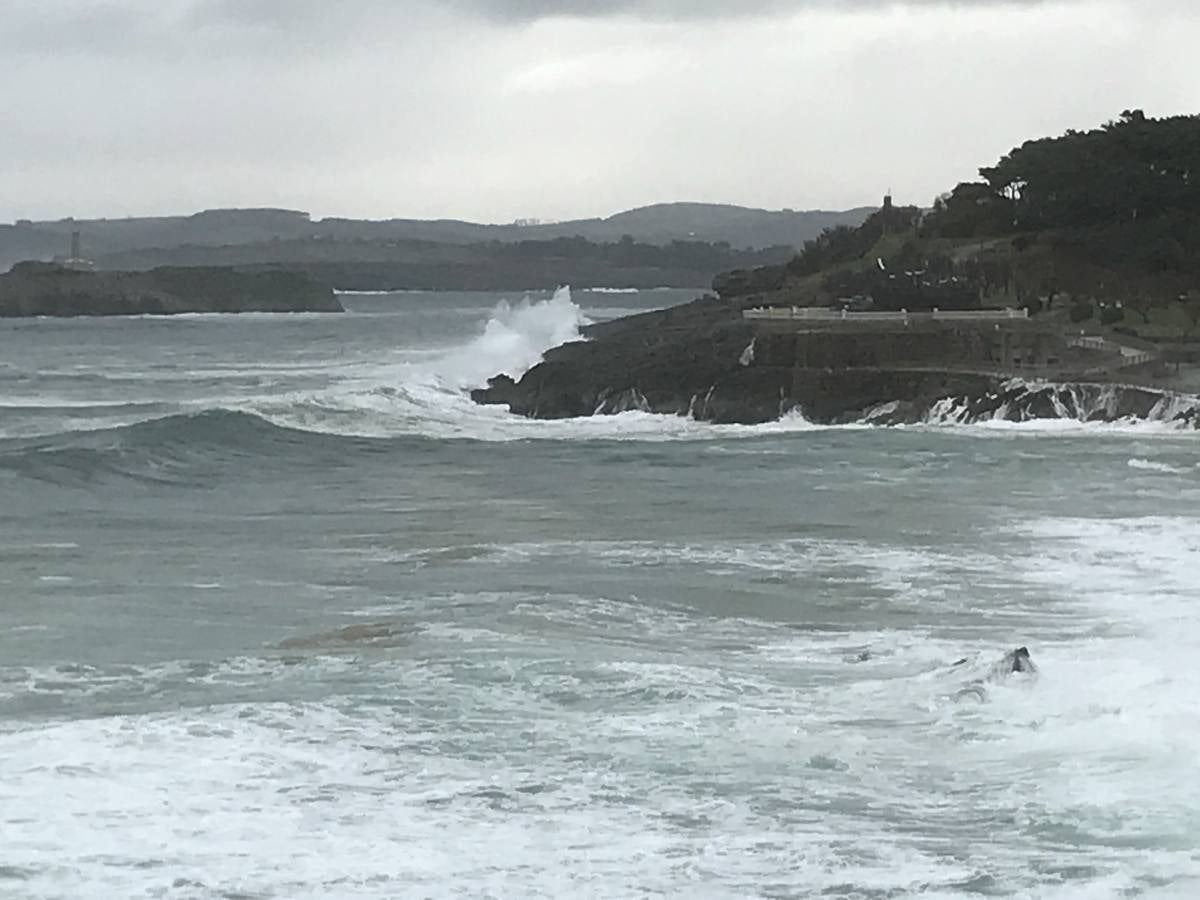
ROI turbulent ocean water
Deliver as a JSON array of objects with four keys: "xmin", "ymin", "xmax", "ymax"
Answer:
[{"xmin": 2, "ymin": 288, "xmax": 1199, "ymax": 899}]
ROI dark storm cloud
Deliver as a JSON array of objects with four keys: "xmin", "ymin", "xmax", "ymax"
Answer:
[
  {"xmin": 0, "ymin": 0, "xmax": 1111, "ymax": 58},
  {"xmin": 444, "ymin": 0, "xmax": 1053, "ymax": 22},
  {"xmin": 4, "ymin": 0, "xmax": 1196, "ymax": 223},
  {"xmin": 3, "ymin": 1, "xmax": 460, "ymax": 56},
  {"xmin": 1, "ymin": 0, "xmax": 447, "ymax": 58},
  {"xmin": 1, "ymin": 0, "xmax": 1058, "ymax": 52}
]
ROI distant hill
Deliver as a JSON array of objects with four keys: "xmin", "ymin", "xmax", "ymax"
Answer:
[
  {"xmin": 512, "ymin": 203, "xmax": 875, "ymax": 248},
  {"xmin": 3, "ymin": 203, "xmax": 873, "ymax": 272},
  {"xmin": 88, "ymin": 235, "xmax": 800, "ymax": 292}
]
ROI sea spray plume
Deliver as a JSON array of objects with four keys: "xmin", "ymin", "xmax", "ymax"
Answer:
[
  {"xmin": 239, "ymin": 287, "xmax": 593, "ymax": 439},
  {"xmin": 436, "ymin": 286, "xmax": 590, "ymax": 389}
]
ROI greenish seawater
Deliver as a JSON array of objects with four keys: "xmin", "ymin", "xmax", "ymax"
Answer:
[{"xmin": 1, "ymin": 289, "xmax": 1198, "ymax": 898}]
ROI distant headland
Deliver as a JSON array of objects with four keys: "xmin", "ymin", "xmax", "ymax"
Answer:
[
  {"xmin": 473, "ymin": 110, "xmax": 1200, "ymax": 426},
  {"xmin": 1, "ymin": 204, "xmax": 872, "ymax": 293},
  {"xmin": 0, "ymin": 262, "xmax": 343, "ymax": 317}
]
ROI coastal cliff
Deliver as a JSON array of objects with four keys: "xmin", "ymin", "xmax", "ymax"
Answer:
[
  {"xmin": 0, "ymin": 262, "xmax": 343, "ymax": 317},
  {"xmin": 470, "ymin": 295, "xmax": 1200, "ymax": 426},
  {"xmin": 473, "ymin": 111, "xmax": 1200, "ymax": 428}
]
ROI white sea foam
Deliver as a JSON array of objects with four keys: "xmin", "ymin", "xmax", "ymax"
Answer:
[
  {"xmin": 242, "ymin": 322, "xmax": 1199, "ymax": 442},
  {"xmin": 902, "ymin": 378, "xmax": 1199, "ymax": 435},
  {"xmin": 991, "ymin": 515, "xmax": 1200, "ymax": 878},
  {"xmin": 434, "ymin": 286, "xmax": 590, "ymax": 388},
  {"xmin": 4, "ymin": 287, "xmax": 1197, "ymax": 445},
  {"xmin": 6, "ymin": 517, "xmax": 1200, "ymax": 896},
  {"xmin": 916, "ymin": 417, "xmax": 1191, "ymax": 437},
  {"xmin": 0, "ymin": 656, "xmax": 1046, "ymax": 898},
  {"xmin": 1127, "ymin": 457, "xmax": 1189, "ymax": 473},
  {"xmin": 242, "ymin": 286, "xmax": 841, "ymax": 441},
  {"xmin": 9, "ymin": 292, "xmax": 1200, "ymax": 898}
]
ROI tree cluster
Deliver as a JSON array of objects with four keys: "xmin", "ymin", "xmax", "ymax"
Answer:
[
  {"xmin": 492, "ymin": 234, "xmax": 792, "ymax": 270},
  {"xmin": 924, "ymin": 110, "xmax": 1200, "ymax": 248}
]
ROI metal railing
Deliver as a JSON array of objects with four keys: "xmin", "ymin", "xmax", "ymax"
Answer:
[
  {"xmin": 1069, "ymin": 335, "xmax": 1157, "ymax": 368},
  {"xmin": 1069, "ymin": 335, "xmax": 1107, "ymax": 351},
  {"xmin": 742, "ymin": 307, "xmax": 1029, "ymax": 323},
  {"xmin": 1119, "ymin": 351, "xmax": 1157, "ymax": 368}
]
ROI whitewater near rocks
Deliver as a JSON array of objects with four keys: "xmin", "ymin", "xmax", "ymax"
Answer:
[
  {"xmin": 1, "ymin": 285, "xmax": 1194, "ymax": 446},
  {"xmin": 2, "ymin": 288, "xmax": 1199, "ymax": 899}
]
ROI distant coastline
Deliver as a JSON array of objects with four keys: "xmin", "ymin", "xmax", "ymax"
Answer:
[
  {"xmin": 1, "ymin": 203, "xmax": 872, "ymax": 295},
  {"xmin": 0, "ymin": 262, "xmax": 343, "ymax": 317}
]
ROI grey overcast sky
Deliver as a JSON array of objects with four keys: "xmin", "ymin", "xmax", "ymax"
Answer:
[{"xmin": 4, "ymin": 0, "xmax": 1197, "ymax": 223}]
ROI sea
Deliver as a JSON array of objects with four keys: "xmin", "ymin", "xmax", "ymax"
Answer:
[{"xmin": 1, "ymin": 287, "xmax": 1198, "ymax": 899}]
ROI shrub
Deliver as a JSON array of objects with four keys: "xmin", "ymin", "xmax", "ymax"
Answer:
[{"xmin": 1069, "ymin": 301, "xmax": 1095, "ymax": 323}]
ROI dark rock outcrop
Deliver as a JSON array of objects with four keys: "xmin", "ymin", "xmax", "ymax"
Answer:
[
  {"xmin": 0, "ymin": 262, "xmax": 343, "ymax": 317},
  {"xmin": 473, "ymin": 294, "xmax": 787, "ymax": 423},
  {"xmin": 954, "ymin": 647, "xmax": 1039, "ymax": 702},
  {"xmin": 472, "ymin": 295, "xmax": 1200, "ymax": 427}
]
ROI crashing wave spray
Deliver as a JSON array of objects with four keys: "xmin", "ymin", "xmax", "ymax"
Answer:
[
  {"xmin": 245, "ymin": 288, "xmax": 832, "ymax": 441},
  {"xmin": 247, "ymin": 288, "xmax": 611, "ymax": 439},
  {"xmin": 434, "ymin": 286, "xmax": 589, "ymax": 389}
]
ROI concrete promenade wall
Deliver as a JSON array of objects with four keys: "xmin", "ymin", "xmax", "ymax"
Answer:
[
  {"xmin": 745, "ymin": 310, "xmax": 1070, "ymax": 373},
  {"xmin": 743, "ymin": 307, "xmax": 1029, "ymax": 324}
]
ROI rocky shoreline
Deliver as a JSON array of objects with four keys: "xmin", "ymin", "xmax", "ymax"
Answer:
[
  {"xmin": 471, "ymin": 295, "xmax": 1200, "ymax": 427},
  {"xmin": 0, "ymin": 262, "xmax": 343, "ymax": 317}
]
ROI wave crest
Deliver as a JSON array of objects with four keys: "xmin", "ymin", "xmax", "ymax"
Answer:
[{"xmin": 4, "ymin": 289, "xmax": 1199, "ymax": 459}]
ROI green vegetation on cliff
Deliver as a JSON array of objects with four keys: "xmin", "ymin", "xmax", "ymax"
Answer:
[
  {"xmin": 717, "ymin": 111, "xmax": 1200, "ymax": 332},
  {"xmin": 928, "ymin": 110, "xmax": 1198, "ymax": 238}
]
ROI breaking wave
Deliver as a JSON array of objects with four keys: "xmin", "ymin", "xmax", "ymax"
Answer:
[
  {"xmin": 3, "ymin": 288, "xmax": 1197, "ymax": 475},
  {"xmin": 0, "ymin": 288, "xmax": 834, "ymax": 460},
  {"xmin": 1128, "ymin": 457, "xmax": 1191, "ymax": 473},
  {"xmin": 432, "ymin": 287, "xmax": 589, "ymax": 389}
]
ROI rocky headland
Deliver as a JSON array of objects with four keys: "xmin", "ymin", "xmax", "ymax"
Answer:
[
  {"xmin": 0, "ymin": 262, "xmax": 343, "ymax": 317},
  {"xmin": 470, "ymin": 294, "xmax": 1200, "ymax": 427},
  {"xmin": 474, "ymin": 111, "xmax": 1200, "ymax": 428}
]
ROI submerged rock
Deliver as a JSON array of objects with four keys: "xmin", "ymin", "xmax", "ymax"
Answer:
[
  {"xmin": 277, "ymin": 621, "xmax": 411, "ymax": 650},
  {"xmin": 954, "ymin": 646, "xmax": 1040, "ymax": 703}
]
